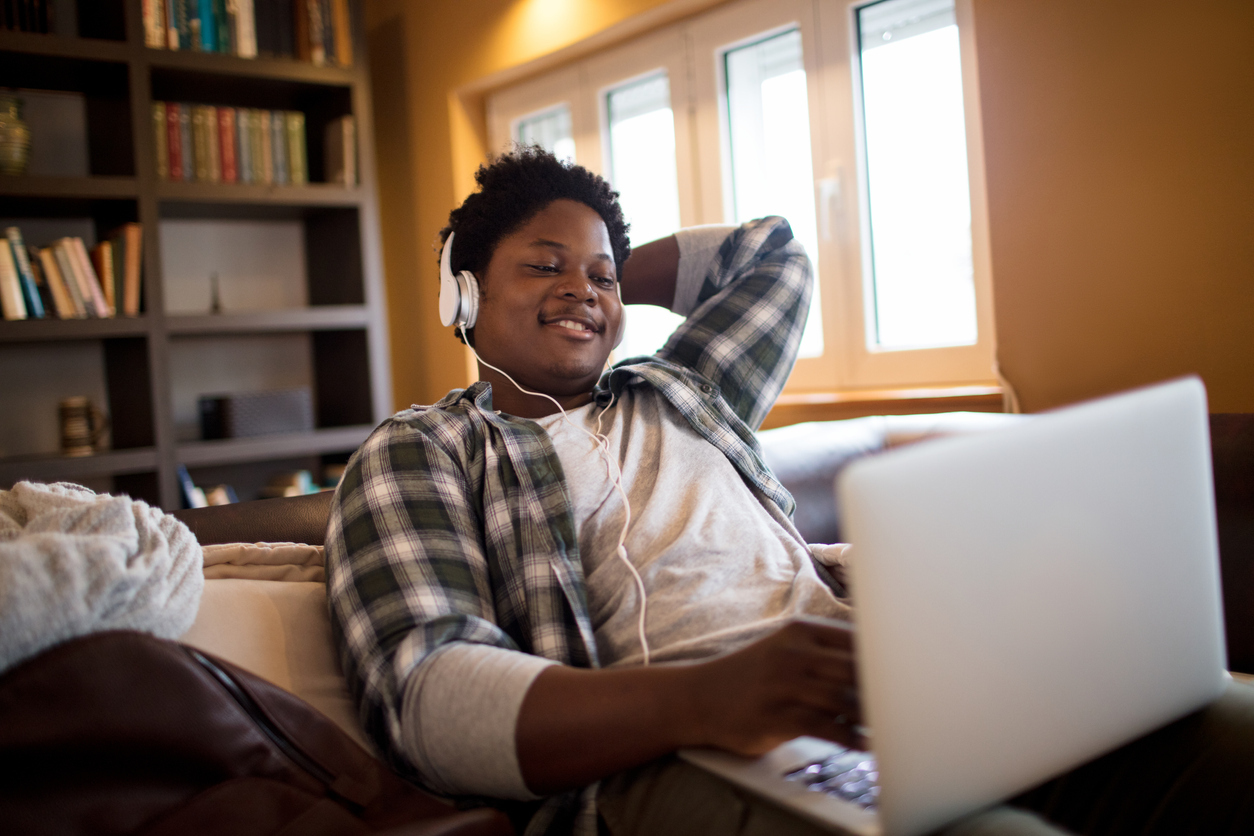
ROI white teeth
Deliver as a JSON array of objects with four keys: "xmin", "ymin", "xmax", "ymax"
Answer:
[{"xmin": 555, "ymin": 320, "xmax": 590, "ymax": 332}]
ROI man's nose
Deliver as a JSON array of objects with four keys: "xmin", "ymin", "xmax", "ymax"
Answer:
[{"xmin": 555, "ymin": 274, "xmax": 596, "ymax": 302}]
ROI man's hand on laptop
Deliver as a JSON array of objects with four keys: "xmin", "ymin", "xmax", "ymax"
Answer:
[
  {"xmin": 688, "ymin": 618, "xmax": 864, "ymax": 757},
  {"xmin": 517, "ymin": 618, "xmax": 862, "ymax": 795}
]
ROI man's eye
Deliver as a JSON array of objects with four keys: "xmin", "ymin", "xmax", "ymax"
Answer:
[
  {"xmin": 528, "ymin": 264, "xmax": 559, "ymax": 273},
  {"xmin": 593, "ymin": 276, "xmax": 615, "ymax": 287}
]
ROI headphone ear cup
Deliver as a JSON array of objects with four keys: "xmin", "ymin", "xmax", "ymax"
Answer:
[
  {"xmin": 439, "ymin": 266, "xmax": 462, "ymax": 327},
  {"xmin": 457, "ymin": 270, "xmax": 480, "ymax": 329}
]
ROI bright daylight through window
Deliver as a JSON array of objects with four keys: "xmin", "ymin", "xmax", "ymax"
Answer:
[
  {"xmin": 517, "ymin": 105, "xmax": 575, "ymax": 164},
  {"xmin": 725, "ymin": 28, "xmax": 824, "ymax": 358},
  {"xmin": 857, "ymin": 0, "xmax": 978, "ymax": 350},
  {"xmin": 605, "ymin": 73, "xmax": 686, "ymax": 359}
]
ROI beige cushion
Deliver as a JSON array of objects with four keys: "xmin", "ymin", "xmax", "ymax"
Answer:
[{"xmin": 180, "ymin": 543, "xmax": 373, "ymax": 753}]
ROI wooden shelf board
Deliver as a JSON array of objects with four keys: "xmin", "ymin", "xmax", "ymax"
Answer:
[
  {"xmin": 0, "ymin": 448, "xmax": 158, "ymax": 485},
  {"xmin": 0, "ymin": 317, "xmax": 149, "ymax": 343},
  {"xmin": 167, "ymin": 306, "xmax": 369, "ymax": 335},
  {"xmin": 156, "ymin": 181, "xmax": 361, "ymax": 208},
  {"xmin": 761, "ymin": 385, "xmax": 1007, "ymax": 430},
  {"xmin": 0, "ymin": 175, "xmax": 139, "ymax": 199},
  {"xmin": 0, "ymin": 30, "xmax": 129, "ymax": 62},
  {"xmin": 177, "ymin": 425, "xmax": 374, "ymax": 467},
  {"xmin": 145, "ymin": 48, "xmax": 357, "ymax": 85}
]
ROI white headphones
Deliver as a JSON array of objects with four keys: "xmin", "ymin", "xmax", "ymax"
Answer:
[{"xmin": 439, "ymin": 231, "xmax": 480, "ymax": 329}]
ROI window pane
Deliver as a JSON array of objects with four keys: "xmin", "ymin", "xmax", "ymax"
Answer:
[
  {"xmin": 857, "ymin": 0, "xmax": 978, "ymax": 350},
  {"xmin": 516, "ymin": 105, "xmax": 575, "ymax": 163},
  {"xmin": 725, "ymin": 29, "xmax": 824, "ymax": 359},
  {"xmin": 606, "ymin": 73, "xmax": 685, "ymax": 359}
]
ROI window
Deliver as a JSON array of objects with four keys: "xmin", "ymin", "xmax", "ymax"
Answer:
[
  {"xmin": 486, "ymin": 0, "xmax": 996, "ymax": 392},
  {"xmin": 517, "ymin": 105, "xmax": 575, "ymax": 164}
]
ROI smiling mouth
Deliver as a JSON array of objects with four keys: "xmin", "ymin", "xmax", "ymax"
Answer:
[{"xmin": 542, "ymin": 315, "xmax": 601, "ymax": 335}]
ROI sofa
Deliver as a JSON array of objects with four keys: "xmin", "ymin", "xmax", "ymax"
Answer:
[{"xmin": 164, "ymin": 410, "xmax": 1254, "ymax": 830}]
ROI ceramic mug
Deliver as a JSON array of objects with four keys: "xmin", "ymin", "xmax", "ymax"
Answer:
[{"xmin": 59, "ymin": 396, "xmax": 108, "ymax": 457}]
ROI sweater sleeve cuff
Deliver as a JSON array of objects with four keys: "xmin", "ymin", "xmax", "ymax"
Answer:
[
  {"xmin": 400, "ymin": 642, "xmax": 557, "ymax": 799},
  {"xmin": 672, "ymin": 225, "xmax": 737, "ymax": 316}
]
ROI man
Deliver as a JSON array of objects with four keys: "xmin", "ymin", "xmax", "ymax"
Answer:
[{"xmin": 326, "ymin": 148, "xmax": 1254, "ymax": 836}]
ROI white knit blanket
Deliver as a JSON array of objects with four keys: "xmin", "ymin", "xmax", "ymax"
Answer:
[{"xmin": 0, "ymin": 481, "xmax": 203, "ymax": 673}]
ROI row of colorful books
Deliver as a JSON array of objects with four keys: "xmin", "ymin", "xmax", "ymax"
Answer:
[
  {"xmin": 142, "ymin": 0, "xmax": 353, "ymax": 68},
  {"xmin": 0, "ymin": 0, "xmax": 53, "ymax": 33},
  {"xmin": 153, "ymin": 102, "xmax": 308, "ymax": 185},
  {"xmin": 0, "ymin": 225, "xmax": 143, "ymax": 321}
]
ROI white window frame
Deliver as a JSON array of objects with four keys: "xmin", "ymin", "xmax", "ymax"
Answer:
[{"xmin": 484, "ymin": 0, "xmax": 997, "ymax": 393}]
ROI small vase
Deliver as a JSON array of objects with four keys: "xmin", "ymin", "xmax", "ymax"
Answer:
[{"xmin": 0, "ymin": 93, "xmax": 32, "ymax": 176}]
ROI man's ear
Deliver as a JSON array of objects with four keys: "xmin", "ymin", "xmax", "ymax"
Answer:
[{"xmin": 612, "ymin": 281, "xmax": 626, "ymax": 349}]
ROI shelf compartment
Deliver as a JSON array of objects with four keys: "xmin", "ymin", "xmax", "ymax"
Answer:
[
  {"xmin": 177, "ymin": 424, "xmax": 374, "ymax": 467},
  {"xmin": 167, "ymin": 306, "xmax": 369, "ymax": 334},
  {"xmin": 0, "ymin": 52, "xmax": 133, "ymax": 176},
  {"xmin": 0, "ymin": 317, "xmax": 148, "ymax": 343},
  {"xmin": 0, "ymin": 447, "xmax": 158, "ymax": 487}
]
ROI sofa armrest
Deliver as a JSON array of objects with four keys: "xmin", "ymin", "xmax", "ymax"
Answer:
[{"xmin": 173, "ymin": 491, "xmax": 336, "ymax": 546}]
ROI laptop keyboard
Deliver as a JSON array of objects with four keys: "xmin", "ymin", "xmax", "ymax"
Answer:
[{"xmin": 783, "ymin": 748, "xmax": 879, "ymax": 810}]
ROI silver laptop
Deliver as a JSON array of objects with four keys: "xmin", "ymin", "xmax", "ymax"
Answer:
[{"xmin": 681, "ymin": 376, "xmax": 1228, "ymax": 836}]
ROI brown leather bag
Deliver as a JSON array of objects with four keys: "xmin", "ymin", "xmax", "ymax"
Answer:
[{"xmin": 0, "ymin": 631, "xmax": 513, "ymax": 836}]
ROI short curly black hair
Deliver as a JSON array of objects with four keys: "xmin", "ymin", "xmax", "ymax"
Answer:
[{"xmin": 437, "ymin": 146, "xmax": 631, "ymax": 334}]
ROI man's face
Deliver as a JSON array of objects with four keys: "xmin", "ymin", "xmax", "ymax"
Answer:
[{"xmin": 471, "ymin": 199, "xmax": 623, "ymax": 408}]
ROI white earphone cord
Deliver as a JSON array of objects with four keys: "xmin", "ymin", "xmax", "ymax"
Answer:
[{"xmin": 460, "ymin": 324, "xmax": 651, "ymax": 666}]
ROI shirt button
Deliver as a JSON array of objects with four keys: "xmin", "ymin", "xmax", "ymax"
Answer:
[{"xmin": 700, "ymin": 384, "xmax": 713, "ymax": 395}]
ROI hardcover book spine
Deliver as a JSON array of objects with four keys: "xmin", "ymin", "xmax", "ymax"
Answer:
[
  {"xmin": 5, "ymin": 226, "xmax": 45, "ymax": 318},
  {"xmin": 91, "ymin": 240, "xmax": 116, "ymax": 315},
  {"xmin": 37, "ymin": 247, "xmax": 77, "ymax": 318},
  {"xmin": 331, "ymin": 0, "xmax": 350, "ymax": 67},
  {"xmin": 259, "ymin": 108, "xmax": 274, "ymax": 185},
  {"xmin": 166, "ymin": 102, "xmax": 183, "ymax": 180},
  {"xmin": 176, "ymin": 0, "xmax": 192, "ymax": 50},
  {"xmin": 153, "ymin": 102, "xmax": 169, "ymax": 180},
  {"xmin": 0, "ymin": 239, "xmax": 28, "ymax": 321},
  {"xmin": 324, "ymin": 115, "xmax": 355, "ymax": 185},
  {"xmin": 294, "ymin": 0, "xmax": 310, "ymax": 62},
  {"xmin": 179, "ymin": 103, "xmax": 194, "ymax": 181},
  {"xmin": 191, "ymin": 105, "xmax": 209, "ymax": 182},
  {"xmin": 234, "ymin": 0, "xmax": 256, "ymax": 58},
  {"xmin": 52, "ymin": 240, "xmax": 89, "ymax": 318},
  {"xmin": 27, "ymin": 246, "xmax": 56, "ymax": 316},
  {"xmin": 249, "ymin": 108, "xmax": 265, "ymax": 184},
  {"xmin": 253, "ymin": 0, "xmax": 273, "ymax": 56},
  {"xmin": 215, "ymin": 0, "xmax": 232, "ymax": 54},
  {"xmin": 206, "ymin": 105, "xmax": 222, "ymax": 183},
  {"xmin": 166, "ymin": 0, "xmax": 180, "ymax": 48},
  {"xmin": 120, "ymin": 223, "xmax": 143, "ymax": 317},
  {"xmin": 219, "ymin": 107, "xmax": 238, "ymax": 184},
  {"xmin": 69, "ymin": 237, "xmax": 111, "ymax": 318},
  {"xmin": 270, "ymin": 110, "xmax": 288, "ymax": 185},
  {"xmin": 143, "ymin": 0, "xmax": 166, "ymax": 48},
  {"xmin": 307, "ymin": 0, "xmax": 325, "ymax": 66},
  {"xmin": 319, "ymin": 0, "xmax": 333, "ymax": 67},
  {"xmin": 276, "ymin": 0, "xmax": 295, "ymax": 58},
  {"xmin": 285, "ymin": 111, "xmax": 306, "ymax": 185},
  {"xmin": 236, "ymin": 108, "xmax": 253, "ymax": 184},
  {"xmin": 108, "ymin": 232, "xmax": 125, "ymax": 316}
]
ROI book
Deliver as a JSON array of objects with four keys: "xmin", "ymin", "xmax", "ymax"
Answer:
[
  {"xmin": 319, "ymin": 0, "xmax": 334, "ymax": 68},
  {"xmin": 165, "ymin": 0, "xmax": 179, "ymax": 48},
  {"xmin": 91, "ymin": 240, "xmax": 116, "ymax": 315},
  {"xmin": 108, "ymin": 232, "xmax": 124, "ymax": 317},
  {"xmin": 294, "ymin": 0, "xmax": 310, "ymax": 63},
  {"xmin": 206, "ymin": 105, "xmax": 222, "ymax": 182},
  {"xmin": 330, "ymin": 0, "xmax": 351, "ymax": 67},
  {"xmin": 68, "ymin": 237, "xmax": 111, "ymax": 318},
  {"xmin": 153, "ymin": 102, "xmax": 169, "ymax": 180},
  {"xmin": 37, "ymin": 246, "xmax": 80, "ymax": 318},
  {"xmin": 214, "ymin": 0, "xmax": 232, "ymax": 54},
  {"xmin": 179, "ymin": 102, "xmax": 194, "ymax": 181},
  {"xmin": 271, "ymin": 109, "xmax": 288, "ymax": 185},
  {"xmin": 175, "ymin": 0, "xmax": 192, "ymax": 50},
  {"xmin": 236, "ymin": 107, "xmax": 253, "ymax": 183},
  {"xmin": 113, "ymin": 222, "xmax": 144, "ymax": 317},
  {"xmin": 166, "ymin": 102, "xmax": 183, "ymax": 180},
  {"xmin": 143, "ymin": 0, "xmax": 166, "ymax": 48},
  {"xmin": 219, "ymin": 107, "xmax": 237, "ymax": 183},
  {"xmin": 52, "ymin": 240, "xmax": 89, "ymax": 317},
  {"xmin": 191, "ymin": 104, "xmax": 209, "ymax": 181},
  {"xmin": 324, "ymin": 114, "xmax": 356, "ymax": 185},
  {"xmin": 26, "ymin": 247, "xmax": 57, "ymax": 316},
  {"xmin": 5, "ymin": 227, "xmax": 45, "ymax": 318},
  {"xmin": 259, "ymin": 108, "xmax": 273, "ymax": 184},
  {"xmin": 249, "ymin": 108, "xmax": 265, "ymax": 184},
  {"xmin": 285, "ymin": 111, "xmax": 307, "ymax": 185},
  {"xmin": 233, "ymin": 0, "xmax": 256, "ymax": 58},
  {"xmin": 0, "ymin": 239, "xmax": 28, "ymax": 321}
]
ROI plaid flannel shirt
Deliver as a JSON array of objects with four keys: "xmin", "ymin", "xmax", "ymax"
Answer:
[{"xmin": 325, "ymin": 216, "xmax": 812, "ymax": 834}]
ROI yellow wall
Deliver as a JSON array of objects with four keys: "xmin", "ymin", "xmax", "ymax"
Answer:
[
  {"xmin": 367, "ymin": 0, "xmax": 1254, "ymax": 414},
  {"xmin": 365, "ymin": 0, "xmax": 681, "ymax": 409},
  {"xmin": 973, "ymin": 0, "xmax": 1254, "ymax": 413}
]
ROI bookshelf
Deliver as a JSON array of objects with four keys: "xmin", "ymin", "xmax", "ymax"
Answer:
[{"xmin": 0, "ymin": 0, "xmax": 389, "ymax": 511}]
